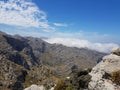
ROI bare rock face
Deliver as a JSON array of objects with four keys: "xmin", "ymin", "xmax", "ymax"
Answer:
[{"xmin": 89, "ymin": 48, "xmax": 120, "ymax": 90}]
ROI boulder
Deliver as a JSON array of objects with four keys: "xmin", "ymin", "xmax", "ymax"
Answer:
[{"xmin": 111, "ymin": 47, "xmax": 120, "ymax": 56}]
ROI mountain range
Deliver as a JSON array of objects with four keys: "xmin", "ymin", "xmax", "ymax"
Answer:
[{"xmin": 0, "ymin": 31, "xmax": 105, "ymax": 90}]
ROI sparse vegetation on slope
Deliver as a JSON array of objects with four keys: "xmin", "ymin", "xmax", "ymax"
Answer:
[{"xmin": 54, "ymin": 68, "xmax": 91, "ymax": 90}]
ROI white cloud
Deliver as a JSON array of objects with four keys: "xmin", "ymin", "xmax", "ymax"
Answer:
[
  {"xmin": 43, "ymin": 28, "xmax": 56, "ymax": 32},
  {"xmin": 44, "ymin": 38, "xmax": 119, "ymax": 53},
  {"xmin": 0, "ymin": 0, "xmax": 53, "ymax": 30},
  {"xmin": 53, "ymin": 23, "xmax": 68, "ymax": 27}
]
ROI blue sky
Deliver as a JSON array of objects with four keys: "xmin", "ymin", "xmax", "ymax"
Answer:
[
  {"xmin": 0, "ymin": 0, "xmax": 119, "ymax": 52},
  {"xmin": 35, "ymin": 0, "xmax": 120, "ymax": 34}
]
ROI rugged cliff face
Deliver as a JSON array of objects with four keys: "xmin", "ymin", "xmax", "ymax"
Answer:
[
  {"xmin": 89, "ymin": 47, "xmax": 120, "ymax": 90},
  {"xmin": 0, "ymin": 32, "xmax": 55, "ymax": 90}
]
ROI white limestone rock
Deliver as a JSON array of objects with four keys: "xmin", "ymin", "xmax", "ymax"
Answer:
[
  {"xmin": 24, "ymin": 84, "xmax": 45, "ymax": 90},
  {"xmin": 24, "ymin": 84, "xmax": 55, "ymax": 90},
  {"xmin": 89, "ymin": 48, "xmax": 120, "ymax": 90}
]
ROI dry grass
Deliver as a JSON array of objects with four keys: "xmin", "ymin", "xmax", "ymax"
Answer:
[
  {"xmin": 54, "ymin": 79, "xmax": 65, "ymax": 90},
  {"xmin": 111, "ymin": 70, "xmax": 120, "ymax": 85}
]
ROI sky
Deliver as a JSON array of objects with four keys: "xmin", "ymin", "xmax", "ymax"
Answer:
[{"xmin": 0, "ymin": 0, "xmax": 120, "ymax": 53}]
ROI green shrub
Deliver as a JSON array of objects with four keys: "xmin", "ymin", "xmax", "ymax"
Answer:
[{"xmin": 65, "ymin": 85, "xmax": 74, "ymax": 90}]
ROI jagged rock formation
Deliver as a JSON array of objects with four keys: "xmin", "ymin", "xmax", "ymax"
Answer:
[
  {"xmin": 89, "ymin": 47, "xmax": 120, "ymax": 90},
  {"xmin": 0, "ymin": 31, "xmax": 105, "ymax": 90}
]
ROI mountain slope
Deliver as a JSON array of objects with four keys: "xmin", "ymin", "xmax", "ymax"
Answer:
[{"xmin": 27, "ymin": 37, "xmax": 105, "ymax": 76}]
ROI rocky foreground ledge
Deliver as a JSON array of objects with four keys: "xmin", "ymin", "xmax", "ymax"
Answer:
[
  {"xmin": 24, "ymin": 48, "xmax": 120, "ymax": 90},
  {"xmin": 89, "ymin": 47, "xmax": 120, "ymax": 90}
]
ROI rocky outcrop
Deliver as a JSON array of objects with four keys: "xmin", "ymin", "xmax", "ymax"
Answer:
[
  {"xmin": 89, "ymin": 47, "xmax": 120, "ymax": 90},
  {"xmin": 111, "ymin": 47, "xmax": 120, "ymax": 56}
]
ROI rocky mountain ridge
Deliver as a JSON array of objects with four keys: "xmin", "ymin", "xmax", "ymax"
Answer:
[{"xmin": 0, "ymin": 31, "xmax": 105, "ymax": 90}]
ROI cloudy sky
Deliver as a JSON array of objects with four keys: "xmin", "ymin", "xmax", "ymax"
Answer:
[{"xmin": 0, "ymin": 0, "xmax": 120, "ymax": 53}]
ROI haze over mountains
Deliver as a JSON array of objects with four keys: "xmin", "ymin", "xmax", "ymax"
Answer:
[{"xmin": 44, "ymin": 38, "xmax": 119, "ymax": 53}]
